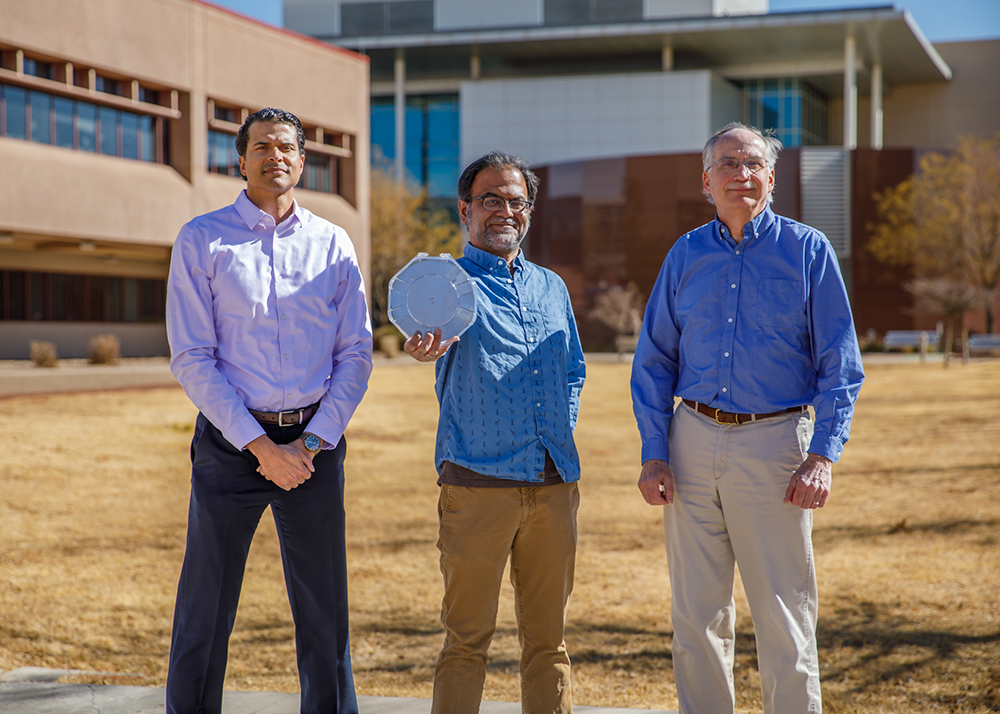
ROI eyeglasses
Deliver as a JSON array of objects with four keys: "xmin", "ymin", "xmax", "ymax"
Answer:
[
  {"xmin": 469, "ymin": 195, "xmax": 533, "ymax": 214},
  {"xmin": 711, "ymin": 157, "xmax": 770, "ymax": 175}
]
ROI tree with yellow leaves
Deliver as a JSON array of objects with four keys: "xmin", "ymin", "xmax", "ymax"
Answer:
[
  {"xmin": 868, "ymin": 133, "xmax": 1000, "ymax": 333},
  {"xmin": 369, "ymin": 165, "xmax": 465, "ymax": 329}
]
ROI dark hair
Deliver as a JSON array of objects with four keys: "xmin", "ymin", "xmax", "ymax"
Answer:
[
  {"xmin": 701, "ymin": 122, "xmax": 782, "ymax": 205},
  {"xmin": 458, "ymin": 151, "xmax": 540, "ymax": 204},
  {"xmin": 235, "ymin": 107, "xmax": 306, "ymax": 166}
]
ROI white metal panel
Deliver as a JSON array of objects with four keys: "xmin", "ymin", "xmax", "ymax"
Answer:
[
  {"xmin": 460, "ymin": 70, "xmax": 718, "ymax": 169},
  {"xmin": 800, "ymin": 147, "xmax": 850, "ymax": 257}
]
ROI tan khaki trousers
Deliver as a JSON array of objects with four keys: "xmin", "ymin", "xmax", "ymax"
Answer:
[
  {"xmin": 431, "ymin": 482, "xmax": 579, "ymax": 714},
  {"xmin": 665, "ymin": 402, "xmax": 822, "ymax": 714}
]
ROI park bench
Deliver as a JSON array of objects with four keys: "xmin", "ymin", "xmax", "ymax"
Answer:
[
  {"xmin": 883, "ymin": 330, "xmax": 939, "ymax": 352},
  {"xmin": 968, "ymin": 333, "xmax": 1000, "ymax": 355}
]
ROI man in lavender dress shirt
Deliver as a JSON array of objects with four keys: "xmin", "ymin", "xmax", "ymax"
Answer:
[{"xmin": 165, "ymin": 108, "xmax": 372, "ymax": 714}]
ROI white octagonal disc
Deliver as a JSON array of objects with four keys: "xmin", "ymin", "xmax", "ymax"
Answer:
[{"xmin": 388, "ymin": 253, "xmax": 477, "ymax": 340}]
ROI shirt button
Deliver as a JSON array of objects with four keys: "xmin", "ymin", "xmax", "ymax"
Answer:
[
  {"xmin": 287, "ymin": 393, "xmax": 292, "ymax": 399},
  {"xmin": 724, "ymin": 352, "xmax": 730, "ymax": 357},
  {"xmin": 728, "ymin": 318, "xmax": 733, "ymax": 323},
  {"xmin": 536, "ymin": 402, "xmax": 541, "ymax": 407},
  {"xmin": 735, "ymin": 250, "xmax": 741, "ymax": 255},
  {"xmin": 282, "ymin": 314, "xmax": 287, "ymax": 320},
  {"xmin": 284, "ymin": 354, "xmax": 289, "ymax": 360},
  {"xmin": 722, "ymin": 387, "xmax": 728, "ymax": 393},
  {"xmin": 533, "ymin": 370, "xmax": 539, "ymax": 375},
  {"xmin": 528, "ymin": 337, "xmax": 535, "ymax": 343},
  {"xmin": 522, "ymin": 307, "xmax": 527, "ymax": 311}
]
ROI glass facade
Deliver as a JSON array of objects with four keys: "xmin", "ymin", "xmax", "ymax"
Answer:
[
  {"xmin": 0, "ymin": 270, "xmax": 166, "ymax": 323},
  {"xmin": 0, "ymin": 83, "xmax": 161, "ymax": 161},
  {"xmin": 371, "ymin": 94, "xmax": 460, "ymax": 199},
  {"xmin": 743, "ymin": 78, "xmax": 829, "ymax": 147},
  {"xmin": 341, "ymin": 0, "xmax": 434, "ymax": 36}
]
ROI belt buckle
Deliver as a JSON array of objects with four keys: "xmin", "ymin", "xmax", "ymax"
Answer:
[
  {"xmin": 713, "ymin": 408, "xmax": 727, "ymax": 425},
  {"xmin": 277, "ymin": 408, "xmax": 303, "ymax": 427}
]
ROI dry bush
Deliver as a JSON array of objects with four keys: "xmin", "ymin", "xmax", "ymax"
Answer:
[
  {"xmin": 0, "ymin": 360, "xmax": 998, "ymax": 713},
  {"xmin": 87, "ymin": 334, "xmax": 121, "ymax": 365},
  {"xmin": 29, "ymin": 340, "xmax": 59, "ymax": 368}
]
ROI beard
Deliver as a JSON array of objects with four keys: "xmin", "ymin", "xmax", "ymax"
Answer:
[{"xmin": 470, "ymin": 215, "xmax": 530, "ymax": 256}]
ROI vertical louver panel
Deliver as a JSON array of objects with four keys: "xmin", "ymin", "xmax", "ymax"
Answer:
[{"xmin": 800, "ymin": 147, "xmax": 850, "ymax": 257}]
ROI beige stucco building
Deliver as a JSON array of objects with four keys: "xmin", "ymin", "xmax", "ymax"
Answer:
[{"xmin": 0, "ymin": 0, "xmax": 370, "ymax": 358}]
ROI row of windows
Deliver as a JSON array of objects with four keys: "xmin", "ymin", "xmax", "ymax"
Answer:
[
  {"xmin": 339, "ymin": 0, "xmax": 643, "ymax": 36},
  {"xmin": 371, "ymin": 94, "xmax": 461, "ymax": 198},
  {"xmin": 13, "ymin": 54, "xmax": 169, "ymax": 106},
  {"xmin": 0, "ymin": 83, "xmax": 163, "ymax": 162},
  {"xmin": 207, "ymin": 130, "xmax": 342, "ymax": 195},
  {"xmin": 0, "ymin": 271, "xmax": 166, "ymax": 323}
]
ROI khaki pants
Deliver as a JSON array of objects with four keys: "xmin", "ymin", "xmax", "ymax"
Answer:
[
  {"xmin": 431, "ymin": 482, "xmax": 580, "ymax": 714},
  {"xmin": 665, "ymin": 402, "xmax": 822, "ymax": 714}
]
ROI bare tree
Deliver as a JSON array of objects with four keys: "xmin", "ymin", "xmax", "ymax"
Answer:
[
  {"xmin": 590, "ymin": 282, "xmax": 645, "ymax": 355},
  {"xmin": 904, "ymin": 278, "xmax": 992, "ymax": 366},
  {"xmin": 868, "ymin": 132, "xmax": 1000, "ymax": 332},
  {"xmin": 370, "ymin": 165, "xmax": 464, "ymax": 328}
]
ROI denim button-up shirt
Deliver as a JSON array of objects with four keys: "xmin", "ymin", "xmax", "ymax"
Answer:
[
  {"xmin": 631, "ymin": 206, "xmax": 864, "ymax": 465},
  {"xmin": 434, "ymin": 243, "xmax": 586, "ymax": 483}
]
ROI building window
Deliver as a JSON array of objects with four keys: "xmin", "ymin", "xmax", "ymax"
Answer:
[
  {"xmin": 371, "ymin": 94, "xmax": 460, "ymax": 199},
  {"xmin": 300, "ymin": 154, "xmax": 339, "ymax": 194},
  {"xmin": 743, "ymin": 78, "xmax": 829, "ymax": 147},
  {"xmin": 545, "ymin": 0, "xmax": 643, "ymax": 25},
  {"xmin": 23, "ymin": 58, "xmax": 56, "ymax": 81},
  {"xmin": 0, "ymin": 83, "xmax": 163, "ymax": 162},
  {"xmin": 0, "ymin": 270, "xmax": 166, "ymax": 323},
  {"xmin": 95, "ymin": 75, "xmax": 122, "ymax": 97},
  {"xmin": 341, "ymin": 0, "xmax": 434, "ymax": 36},
  {"xmin": 207, "ymin": 129, "xmax": 241, "ymax": 177}
]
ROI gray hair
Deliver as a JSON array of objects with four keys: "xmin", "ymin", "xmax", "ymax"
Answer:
[{"xmin": 701, "ymin": 122, "xmax": 782, "ymax": 204}]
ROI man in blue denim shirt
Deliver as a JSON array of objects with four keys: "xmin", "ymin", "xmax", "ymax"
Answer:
[
  {"xmin": 632, "ymin": 123, "xmax": 864, "ymax": 714},
  {"xmin": 405, "ymin": 152, "xmax": 585, "ymax": 714}
]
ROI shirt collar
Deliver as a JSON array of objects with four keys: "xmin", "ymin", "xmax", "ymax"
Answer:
[
  {"xmin": 234, "ymin": 190, "xmax": 301, "ymax": 231},
  {"xmin": 463, "ymin": 241, "xmax": 527, "ymax": 274},
  {"xmin": 715, "ymin": 204, "xmax": 775, "ymax": 244}
]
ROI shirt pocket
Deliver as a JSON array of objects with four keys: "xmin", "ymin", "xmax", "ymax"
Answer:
[{"xmin": 756, "ymin": 279, "xmax": 804, "ymax": 328}]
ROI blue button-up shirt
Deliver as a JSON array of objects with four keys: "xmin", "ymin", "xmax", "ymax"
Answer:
[
  {"xmin": 434, "ymin": 243, "xmax": 586, "ymax": 482},
  {"xmin": 167, "ymin": 191, "xmax": 373, "ymax": 451},
  {"xmin": 631, "ymin": 206, "xmax": 864, "ymax": 464}
]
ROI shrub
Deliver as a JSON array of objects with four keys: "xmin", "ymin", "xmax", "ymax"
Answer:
[
  {"xmin": 29, "ymin": 340, "xmax": 59, "ymax": 368},
  {"xmin": 88, "ymin": 334, "xmax": 121, "ymax": 365}
]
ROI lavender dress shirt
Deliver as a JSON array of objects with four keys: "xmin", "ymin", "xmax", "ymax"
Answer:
[{"xmin": 167, "ymin": 190, "xmax": 373, "ymax": 451}]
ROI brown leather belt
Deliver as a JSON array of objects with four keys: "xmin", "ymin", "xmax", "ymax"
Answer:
[
  {"xmin": 682, "ymin": 399, "xmax": 807, "ymax": 425},
  {"xmin": 247, "ymin": 402, "xmax": 319, "ymax": 427}
]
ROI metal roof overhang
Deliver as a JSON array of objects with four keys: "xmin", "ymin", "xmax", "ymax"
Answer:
[{"xmin": 335, "ymin": 6, "xmax": 951, "ymax": 95}]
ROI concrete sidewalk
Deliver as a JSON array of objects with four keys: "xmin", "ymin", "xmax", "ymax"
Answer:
[{"xmin": 0, "ymin": 671, "xmax": 677, "ymax": 714}]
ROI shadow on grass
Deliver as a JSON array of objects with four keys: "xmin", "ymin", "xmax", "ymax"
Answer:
[{"xmin": 814, "ymin": 516, "xmax": 1000, "ymax": 545}]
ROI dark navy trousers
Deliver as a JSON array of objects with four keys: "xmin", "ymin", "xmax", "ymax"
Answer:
[{"xmin": 166, "ymin": 413, "xmax": 358, "ymax": 714}]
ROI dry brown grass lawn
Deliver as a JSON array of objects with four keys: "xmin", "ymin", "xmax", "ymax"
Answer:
[{"xmin": 1, "ymin": 359, "xmax": 998, "ymax": 712}]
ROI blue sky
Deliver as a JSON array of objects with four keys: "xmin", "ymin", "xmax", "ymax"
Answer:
[{"xmin": 205, "ymin": 0, "xmax": 1000, "ymax": 43}]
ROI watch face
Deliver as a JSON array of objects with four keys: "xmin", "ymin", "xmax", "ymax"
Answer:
[{"xmin": 303, "ymin": 434, "xmax": 321, "ymax": 452}]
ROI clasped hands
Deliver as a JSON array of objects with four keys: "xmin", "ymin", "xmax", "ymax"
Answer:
[{"xmin": 246, "ymin": 434, "xmax": 316, "ymax": 491}]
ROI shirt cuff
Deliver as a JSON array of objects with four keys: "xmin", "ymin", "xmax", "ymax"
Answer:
[
  {"xmin": 227, "ymin": 414, "xmax": 266, "ymax": 452},
  {"xmin": 301, "ymin": 412, "xmax": 345, "ymax": 451},
  {"xmin": 808, "ymin": 432, "xmax": 845, "ymax": 463},
  {"xmin": 641, "ymin": 437, "xmax": 670, "ymax": 465}
]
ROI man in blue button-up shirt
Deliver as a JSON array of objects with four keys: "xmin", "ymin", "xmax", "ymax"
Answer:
[
  {"xmin": 405, "ymin": 152, "xmax": 585, "ymax": 714},
  {"xmin": 632, "ymin": 123, "xmax": 864, "ymax": 714},
  {"xmin": 165, "ymin": 108, "xmax": 372, "ymax": 714}
]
